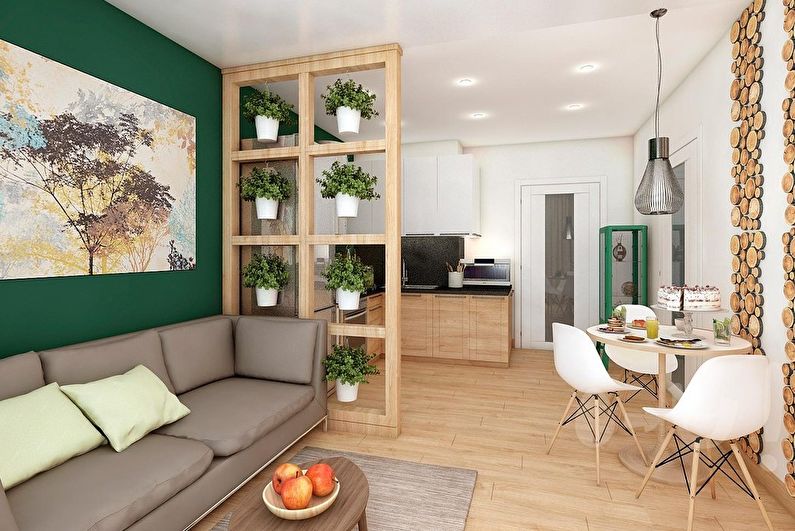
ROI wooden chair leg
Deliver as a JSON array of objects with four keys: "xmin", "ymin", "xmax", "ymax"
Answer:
[
  {"xmin": 636, "ymin": 426, "xmax": 676, "ymax": 498},
  {"xmin": 687, "ymin": 439, "xmax": 702, "ymax": 531},
  {"xmin": 730, "ymin": 442, "xmax": 774, "ymax": 531},
  {"xmin": 594, "ymin": 394, "xmax": 601, "ymax": 486},
  {"xmin": 616, "ymin": 394, "xmax": 647, "ymax": 465},
  {"xmin": 546, "ymin": 390, "xmax": 576, "ymax": 455}
]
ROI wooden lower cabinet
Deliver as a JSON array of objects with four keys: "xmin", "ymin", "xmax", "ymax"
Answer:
[
  {"xmin": 401, "ymin": 292, "xmax": 512, "ymax": 365},
  {"xmin": 366, "ymin": 293, "xmax": 385, "ymax": 357},
  {"xmin": 469, "ymin": 295, "xmax": 511, "ymax": 363},
  {"xmin": 401, "ymin": 294, "xmax": 432, "ymax": 357},
  {"xmin": 432, "ymin": 295, "xmax": 469, "ymax": 359}
]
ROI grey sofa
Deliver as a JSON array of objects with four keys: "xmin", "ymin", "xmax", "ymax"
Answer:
[{"xmin": 0, "ymin": 314, "xmax": 328, "ymax": 531}]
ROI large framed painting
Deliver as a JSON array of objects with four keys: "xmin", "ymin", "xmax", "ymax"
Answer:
[{"xmin": 0, "ymin": 39, "xmax": 196, "ymax": 280}]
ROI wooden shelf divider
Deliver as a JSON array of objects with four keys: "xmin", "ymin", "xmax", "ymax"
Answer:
[
  {"xmin": 328, "ymin": 323, "xmax": 386, "ymax": 339},
  {"xmin": 231, "ymin": 146, "xmax": 300, "ymax": 163},
  {"xmin": 222, "ymin": 44, "xmax": 402, "ymax": 438},
  {"xmin": 307, "ymin": 139, "xmax": 386, "ymax": 157},
  {"xmin": 231, "ymin": 235, "xmax": 300, "ymax": 246}
]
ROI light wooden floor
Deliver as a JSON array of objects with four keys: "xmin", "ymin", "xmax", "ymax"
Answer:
[{"xmin": 196, "ymin": 350, "xmax": 792, "ymax": 530}]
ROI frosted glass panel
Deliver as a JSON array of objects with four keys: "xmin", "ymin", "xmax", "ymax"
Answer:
[{"xmin": 545, "ymin": 194, "xmax": 574, "ymax": 342}]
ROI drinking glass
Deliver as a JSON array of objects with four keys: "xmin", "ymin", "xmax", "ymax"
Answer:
[{"xmin": 646, "ymin": 318, "xmax": 659, "ymax": 339}]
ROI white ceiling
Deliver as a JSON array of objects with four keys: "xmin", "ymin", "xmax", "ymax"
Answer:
[{"xmin": 106, "ymin": 0, "xmax": 747, "ymax": 146}]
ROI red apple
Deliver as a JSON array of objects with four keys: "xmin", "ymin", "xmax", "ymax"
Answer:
[
  {"xmin": 305, "ymin": 463, "xmax": 336, "ymax": 497},
  {"xmin": 272, "ymin": 463, "xmax": 302, "ymax": 495},
  {"xmin": 280, "ymin": 474, "xmax": 313, "ymax": 510}
]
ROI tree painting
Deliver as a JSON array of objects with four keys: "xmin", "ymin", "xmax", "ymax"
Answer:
[{"xmin": 0, "ymin": 39, "xmax": 195, "ymax": 279}]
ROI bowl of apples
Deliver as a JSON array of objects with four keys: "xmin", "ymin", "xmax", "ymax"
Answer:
[{"xmin": 263, "ymin": 462, "xmax": 340, "ymax": 520}]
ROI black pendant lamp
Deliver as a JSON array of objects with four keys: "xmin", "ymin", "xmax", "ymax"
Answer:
[{"xmin": 634, "ymin": 8, "xmax": 684, "ymax": 215}]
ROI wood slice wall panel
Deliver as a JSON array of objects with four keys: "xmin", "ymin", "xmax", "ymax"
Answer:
[
  {"xmin": 731, "ymin": 0, "xmax": 766, "ymax": 466},
  {"xmin": 782, "ymin": 0, "xmax": 795, "ymax": 495}
]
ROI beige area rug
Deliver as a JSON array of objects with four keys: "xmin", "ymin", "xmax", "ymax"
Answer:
[{"xmin": 212, "ymin": 446, "xmax": 477, "ymax": 531}]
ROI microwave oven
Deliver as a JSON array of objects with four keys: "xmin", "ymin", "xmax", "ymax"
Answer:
[{"xmin": 460, "ymin": 258, "xmax": 511, "ymax": 286}]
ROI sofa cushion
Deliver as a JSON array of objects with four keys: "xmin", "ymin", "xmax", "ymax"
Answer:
[
  {"xmin": 40, "ymin": 330, "xmax": 175, "ymax": 393},
  {"xmin": 0, "ymin": 383, "xmax": 105, "ymax": 488},
  {"xmin": 160, "ymin": 317, "xmax": 235, "ymax": 394},
  {"xmin": 6, "ymin": 434, "xmax": 212, "ymax": 531},
  {"xmin": 0, "ymin": 351, "xmax": 44, "ymax": 400},
  {"xmin": 156, "ymin": 377, "xmax": 314, "ymax": 456},
  {"xmin": 61, "ymin": 365, "xmax": 191, "ymax": 452},
  {"xmin": 235, "ymin": 317, "xmax": 318, "ymax": 384}
]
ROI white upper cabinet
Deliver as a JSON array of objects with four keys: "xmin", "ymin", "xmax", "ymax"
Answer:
[
  {"xmin": 402, "ymin": 156, "xmax": 438, "ymax": 235},
  {"xmin": 402, "ymin": 154, "xmax": 480, "ymax": 236},
  {"xmin": 345, "ymin": 158, "xmax": 385, "ymax": 234}
]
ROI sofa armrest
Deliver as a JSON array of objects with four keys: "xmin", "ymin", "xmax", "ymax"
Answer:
[
  {"xmin": 229, "ymin": 315, "xmax": 327, "ymax": 411},
  {"xmin": 0, "ymin": 479, "xmax": 20, "ymax": 531}
]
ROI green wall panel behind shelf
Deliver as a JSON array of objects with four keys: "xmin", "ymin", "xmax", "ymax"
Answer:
[{"xmin": 0, "ymin": 0, "xmax": 222, "ymax": 358}]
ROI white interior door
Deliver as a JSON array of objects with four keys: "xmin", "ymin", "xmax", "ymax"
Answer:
[{"xmin": 520, "ymin": 182, "xmax": 600, "ymax": 349}]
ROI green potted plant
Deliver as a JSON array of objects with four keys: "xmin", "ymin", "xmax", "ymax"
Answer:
[
  {"xmin": 321, "ymin": 78, "xmax": 378, "ymax": 134},
  {"xmin": 323, "ymin": 344, "xmax": 379, "ymax": 402},
  {"xmin": 241, "ymin": 87, "xmax": 294, "ymax": 142},
  {"xmin": 239, "ymin": 166, "xmax": 292, "ymax": 220},
  {"xmin": 322, "ymin": 251, "xmax": 374, "ymax": 310},
  {"xmin": 241, "ymin": 253, "xmax": 290, "ymax": 307},
  {"xmin": 317, "ymin": 160, "xmax": 380, "ymax": 218}
]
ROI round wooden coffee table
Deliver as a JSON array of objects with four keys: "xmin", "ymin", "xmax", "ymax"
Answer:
[{"xmin": 228, "ymin": 456, "xmax": 369, "ymax": 530}]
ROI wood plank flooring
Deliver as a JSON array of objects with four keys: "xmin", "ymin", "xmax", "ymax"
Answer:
[{"xmin": 196, "ymin": 350, "xmax": 792, "ymax": 530}]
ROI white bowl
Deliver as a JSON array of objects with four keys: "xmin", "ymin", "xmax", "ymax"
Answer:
[{"xmin": 262, "ymin": 471, "xmax": 340, "ymax": 520}]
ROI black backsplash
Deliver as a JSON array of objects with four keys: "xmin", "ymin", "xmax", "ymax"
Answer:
[{"xmin": 402, "ymin": 236, "xmax": 464, "ymax": 287}]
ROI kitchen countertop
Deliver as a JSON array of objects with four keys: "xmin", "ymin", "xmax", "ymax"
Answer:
[{"xmin": 362, "ymin": 285, "xmax": 512, "ymax": 297}]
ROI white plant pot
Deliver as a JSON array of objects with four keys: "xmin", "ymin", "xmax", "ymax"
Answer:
[
  {"xmin": 336, "ymin": 106, "xmax": 361, "ymax": 134},
  {"xmin": 335, "ymin": 193, "xmax": 360, "ymax": 218},
  {"xmin": 254, "ymin": 116, "xmax": 279, "ymax": 142},
  {"xmin": 336, "ymin": 288, "xmax": 360, "ymax": 310},
  {"xmin": 255, "ymin": 288, "xmax": 279, "ymax": 307},
  {"xmin": 255, "ymin": 197, "xmax": 279, "ymax": 220},
  {"xmin": 335, "ymin": 381, "xmax": 359, "ymax": 402}
]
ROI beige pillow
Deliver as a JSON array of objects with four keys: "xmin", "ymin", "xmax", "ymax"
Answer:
[
  {"xmin": 61, "ymin": 365, "xmax": 190, "ymax": 452},
  {"xmin": 0, "ymin": 382, "xmax": 105, "ymax": 488}
]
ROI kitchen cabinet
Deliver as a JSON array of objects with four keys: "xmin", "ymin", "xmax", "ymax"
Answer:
[
  {"xmin": 366, "ymin": 293, "xmax": 385, "ymax": 357},
  {"xmin": 400, "ymin": 292, "xmax": 512, "ymax": 366},
  {"xmin": 401, "ymin": 293, "xmax": 432, "ymax": 357},
  {"xmin": 402, "ymin": 154, "xmax": 480, "ymax": 236},
  {"xmin": 432, "ymin": 295, "xmax": 469, "ymax": 360},
  {"xmin": 314, "ymin": 155, "xmax": 348, "ymax": 234},
  {"xmin": 402, "ymin": 156, "xmax": 437, "ymax": 235},
  {"xmin": 469, "ymin": 295, "xmax": 511, "ymax": 363},
  {"xmin": 346, "ymin": 158, "xmax": 386, "ymax": 234}
]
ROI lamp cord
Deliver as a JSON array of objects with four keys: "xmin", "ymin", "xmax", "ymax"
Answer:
[{"xmin": 654, "ymin": 14, "xmax": 662, "ymax": 139}]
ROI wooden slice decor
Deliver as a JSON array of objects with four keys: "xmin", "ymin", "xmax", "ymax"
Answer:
[
  {"xmin": 731, "ymin": 1, "xmax": 767, "ymax": 468},
  {"xmin": 782, "ymin": 2, "xmax": 795, "ymax": 492}
]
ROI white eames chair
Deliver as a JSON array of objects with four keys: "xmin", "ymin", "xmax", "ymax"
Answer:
[
  {"xmin": 547, "ymin": 323, "xmax": 648, "ymax": 485},
  {"xmin": 636, "ymin": 355, "xmax": 772, "ymax": 531},
  {"xmin": 604, "ymin": 304, "xmax": 678, "ymax": 404}
]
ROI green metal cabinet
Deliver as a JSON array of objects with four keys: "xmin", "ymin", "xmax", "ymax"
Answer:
[{"xmin": 599, "ymin": 225, "xmax": 648, "ymax": 322}]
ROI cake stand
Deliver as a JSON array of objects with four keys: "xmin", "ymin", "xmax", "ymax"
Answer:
[{"xmin": 652, "ymin": 305, "xmax": 729, "ymax": 339}]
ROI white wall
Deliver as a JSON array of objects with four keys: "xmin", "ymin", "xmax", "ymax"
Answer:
[
  {"xmin": 464, "ymin": 137, "xmax": 635, "ymax": 260},
  {"xmin": 403, "ymin": 140, "xmax": 462, "ymax": 157},
  {"xmin": 633, "ymin": 9, "xmax": 789, "ymax": 479}
]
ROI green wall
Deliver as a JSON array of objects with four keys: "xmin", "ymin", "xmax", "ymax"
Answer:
[{"xmin": 0, "ymin": 0, "xmax": 222, "ymax": 358}]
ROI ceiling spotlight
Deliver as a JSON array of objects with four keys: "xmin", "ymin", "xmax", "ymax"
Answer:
[
  {"xmin": 457, "ymin": 78, "xmax": 475, "ymax": 86},
  {"xmin": 471, "ymin": 112, "xmax": 487, "ymax": 119},
  {"xmin": 566, "ymin": 103, "xmax": 584, "ymax": 111},
  {"xmin": 577, "ymin": 64, "xmax": 597, "ymax": 73}
]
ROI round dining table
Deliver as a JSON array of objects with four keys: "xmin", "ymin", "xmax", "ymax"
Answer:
[{"xmin": 586, "ymin": 324, "xmax": 752, "ymax": 483}]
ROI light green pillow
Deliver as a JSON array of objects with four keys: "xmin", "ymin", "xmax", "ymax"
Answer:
[
  {"xmin": 0, "ymin": 382, "xmax": 105, "ymax": 489},
  {"xmin": 61, "ymin": 365, "xmax": 190, "ymax": 452}
]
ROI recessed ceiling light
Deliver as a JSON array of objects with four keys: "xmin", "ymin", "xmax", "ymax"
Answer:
[
  {"xmin": 471, "ymin": 112, "xmax": 487, "ymax": 119},
  {"xmin": 456, "ymin": 78, "xmax": 475, "ymax": 87},
  {"xmin": 566, "ymin": 103, "xmax": 584, "ymax": 111},
  {"xmin": 577, "ymin": 64, "xmax": 597, "ymax": 73}
]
